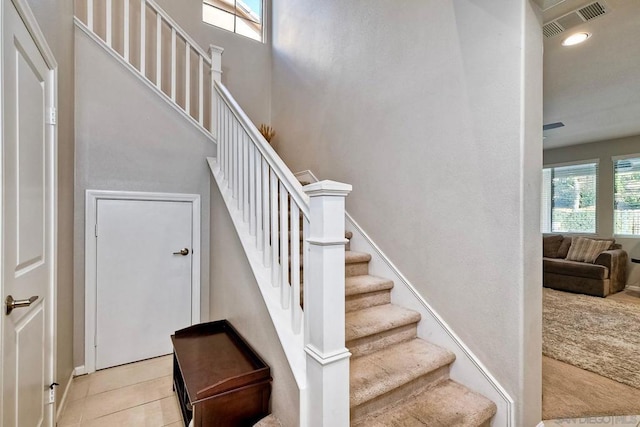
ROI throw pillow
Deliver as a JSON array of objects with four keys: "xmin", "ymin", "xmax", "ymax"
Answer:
[
  {"xmin": 557, "ymin": 237, "xmax": 572, "ymax": 258},
  {"xmin": 566, "ymin": 237, "xmax": 614, "ymax": 263},
  {"xmin": 542, "ymin": 235, "xmax": 563, "ymax": 258}
]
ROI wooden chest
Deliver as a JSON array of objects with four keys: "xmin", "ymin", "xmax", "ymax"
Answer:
[{"xmin": 171, "ymin": 320, "xmax": 272, "ymax": 426}]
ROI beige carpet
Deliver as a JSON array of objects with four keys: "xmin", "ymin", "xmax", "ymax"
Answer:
[{"xmin": 543, "ymin": 288, "xmax": 640, "ymax": 389}]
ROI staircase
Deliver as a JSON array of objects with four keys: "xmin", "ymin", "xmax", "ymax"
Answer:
[
  {"xmin": 74, "ymin": 1, "xmax": 498, "ymax": 425},
  {"xmin": 344, "ymin": 247, "xmax": 496, "ymax": 426}
]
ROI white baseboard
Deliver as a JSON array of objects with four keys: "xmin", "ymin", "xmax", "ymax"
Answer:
[
  {"xmin": 74, "ymin": 365, "xmax": 86, "ymax": 376},
  {"xmin": 295, "ymin": 169, "xmax": 515, "ymax": 427},
  {"xmin": 56, "ymin": 370, "xmax": 75, "ymax": 422},
  {"xmin": 626, "ymin": 285, "xmax": 640, "ymax": 293}
]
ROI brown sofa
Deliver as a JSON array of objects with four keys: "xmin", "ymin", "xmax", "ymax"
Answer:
[{"xmin": 543, "ymin": 234, "xmax": 628, "ymax": 297}]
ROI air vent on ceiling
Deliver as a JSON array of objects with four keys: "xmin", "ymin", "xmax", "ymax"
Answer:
[
  {"xmin": 578, "ymin": 2, "xmax": 607, "ymax": 20},
  {"xmin": 543, "ymin": 1, "xmax": 610, "ymax": 38},
  {"xmin": 543, "ymin": 22, "xmax": 564, "ymax": 38}
]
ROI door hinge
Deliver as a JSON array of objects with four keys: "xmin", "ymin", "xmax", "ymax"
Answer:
[
  {"xmin": 95, "ymin": 223, "xmax": 98, "ymax": 238},
  {"xmin": 46, "ymin": 107, "xmax": 57, "ymax": 125},
  {"xmin": 47, "ymin": 382, "xmax": 59, "ymax": 404}
]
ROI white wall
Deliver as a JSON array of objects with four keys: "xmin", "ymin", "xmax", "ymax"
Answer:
[
  {"xmin": 154, "ymin": 0, "xmax": 271, "ymax": 126},
  {"xmin": 209, "ymin": 181, "xmax": 300, "ymax": 427},
  {"xmin": 544, "ymin": 134, "xmax": 640, "ymax": 288},
  {"xmin": 271, "ymin": 0, "xmax": 543, "ymax": 424},
  {"xmin": 73, "ymin": 29, "xmax": 216, "ymax": 367}
]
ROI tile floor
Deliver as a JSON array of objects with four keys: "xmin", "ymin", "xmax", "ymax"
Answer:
[{"xmin": 57, "ymin": 355, "xmax": 184, "ymax": 427}]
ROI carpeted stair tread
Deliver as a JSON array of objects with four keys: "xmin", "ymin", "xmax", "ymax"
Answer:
[
  {"xmin": 352, "ymin": 379, "xmax": 497, "ymax": 427},
  {"xmin": 350, "ymin": 338, "xmax": 456, "ymax": 408},
  {"xmin": 346, "ymin": 275, "xmax": 394, "ymax": 296},
  {"xmin": 346, "ymin": 304, "xmax": 420, "ymax": 342},
  {"xmin": 346, "ymin": 251, "xmax": 372, "ymax": 264}
]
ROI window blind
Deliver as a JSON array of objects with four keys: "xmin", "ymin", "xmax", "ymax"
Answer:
[
  {"xmin": 614, "ymin": 157, "xmax": 640, "ymax": 235},
  {"xmin": 541, "ymin": 162, "xmax": 598, "ymax": 233}
]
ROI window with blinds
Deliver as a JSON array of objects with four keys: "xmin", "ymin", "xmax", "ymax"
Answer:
[
  {"xmin": 203, "ymin": 0, "xmax": 263, "ymax": 42},
  {"xmin": 541, "ymin": 162, "xmax": 598, "ymax": 233},
  {"xmin": 614, "ymin": 157, "xmax": 640, "ymax": 235}
]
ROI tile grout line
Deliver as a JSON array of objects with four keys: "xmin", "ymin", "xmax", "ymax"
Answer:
[
  {"xmin": 84, "ymin": 373, "xmax": 174, "ymax": 400},
  {"xmin": 79, "ymin": 393, "xmax": 180, "ymax": 424}
]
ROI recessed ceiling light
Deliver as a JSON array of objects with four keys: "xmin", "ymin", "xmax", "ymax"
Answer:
[{"xmin": 562, "ymin": 32, "xmax": 591, "ymax": 46}]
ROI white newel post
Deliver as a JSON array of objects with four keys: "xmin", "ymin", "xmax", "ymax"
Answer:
[
  {"xmin": 210, "ymin": 44, "xmax": 224, "ymax": 159},
  {"xmin": 303, "ymin": 180, "xmax": 352, "ymax": 427}
]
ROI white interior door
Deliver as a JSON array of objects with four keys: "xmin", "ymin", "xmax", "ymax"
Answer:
[
  {"xmin": 95, "ymin": 199, "xmax": 193, "ymax": 370},
  {"xmin": 2, "ymin": 1, "xmax": 56, "ymax": 426}
]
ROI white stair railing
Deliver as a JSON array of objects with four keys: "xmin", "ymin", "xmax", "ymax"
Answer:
[
  {"xmin": 75, "ymin": 0, "xmax": 223, "ymax": 140},
  {"xmin": 210, "ymin": 81, "xmax": 352, "ymax": 427},
  {"xmin": 75, "ymin": 1, "xmax": 352, "ymax": 424}
]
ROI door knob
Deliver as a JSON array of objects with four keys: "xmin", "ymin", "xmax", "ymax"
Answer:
[
  {"xmin": 5, "ymin": 295, "xmax": 38, "ymax": 315},
  {"xmin": 173, "ymin": 248, "xmax": 190, "ymax": 256}
]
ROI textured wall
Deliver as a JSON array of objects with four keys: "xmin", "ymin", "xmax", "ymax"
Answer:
[
  {"xmin": 209, "ymin": 181, "xmax": 300, "ymax": 427},
  {"xmin": 271, "ymin": 0, "xmax": 543, "ymax": 424},
  {"xmin": 74, "ymin": 29, "xmax": 216, "ymax": 366},
  {"xmin": 26, "ymin": 0, "xmax": 76, "ymax": 395}
]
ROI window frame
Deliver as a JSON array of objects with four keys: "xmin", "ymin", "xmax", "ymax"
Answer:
[
  {"xmin": 541, "ymin": 159, "xmax": 600, "ymax": 235},
  {"xmin": 612, "ymin": 153, "xmax": 640, "ymax": 237},
  {"xmin": 202, "ymin": 0, "xmax": 266, "ymax": 43}
]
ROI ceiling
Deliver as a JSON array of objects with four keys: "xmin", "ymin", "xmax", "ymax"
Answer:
[{"xmin": 542, "ymin": 0, "xmax": 640, "ymax": 149}]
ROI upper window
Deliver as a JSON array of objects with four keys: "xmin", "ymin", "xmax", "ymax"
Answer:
[
  {"xmin": 203, "ymin": 0, "xmax": 263, "ymax": 42},
  {"xmin": 614, "ymin": 156, "xmax": 640, "ymax": 235},
  {"xmin": 541, "ymin": 162, "xmax": 598, "ymax": 234}
]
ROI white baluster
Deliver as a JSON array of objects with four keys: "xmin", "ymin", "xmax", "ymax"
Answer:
[
  {"xmin": 291, "ymin": 202, "xmax": 301, "ymax": 333},
  {"xmin": 249, "ymin": 143, "xmax": 256, "ymax": 236},
  {"xmin": 198, "ymin": 56, "xmax": 204, "ymax": 126},
  {"xmin": 156, "ymin": 13, "xmax": 162, "ymax": 89},
  {"xmin": 123, "ymin": 0, "xmax": 130, "ymax": 61},
  {"xmin": 226, "ymin": 106, "xmax": 230, "ymax": 179},
  {"xmin": 243, "ymin": 135, "xmax": 249, "ymax": 221},
  {"xmin": 237, "ymin": 131, "xmax": 246, "ymax": 210},
  {"xmin": 255, "ymin": 149, "xmax": 262, "ymax": 246},
  {"xmin": 302, "ymin": 214, "xmax": 309, "ymax": 307},
  {"xmin": 280, "ymin": 184, "xmax": 290, "ymax": 308},
  {"xmin": 232, "ymin": 120, "xmax": 238, "ymax": 198},
  {"xmin": 262, "ymin": 158, "xmax": 271, "ymax": 266},
  {"xmin": 170, "ymin": 28, "xmax": 176, "ymax": 101},
  {"xmin": 216, "ymin": 96, "xmax": 221, "ymax": 169},
  {"xmin": 270, "ymin": 170, "xmax": 279, "ymax": 286},
  {"xmin": 106, "ymin": 0, "xmax": 112, "ymax": 47},
  {"xmin": 304, "ymin": 180, "xmax": 352, "ymax": 427},
  {"xmin": 87, "ymin": 0, "xmax": 94, "ymax": 31},
  {"xmin": 185, "ymin": 43, "xmax": 190, "ymax": 115},
  {"xmin": 140, "ymin": 0, "xmax": 146, "ymax": 75}
]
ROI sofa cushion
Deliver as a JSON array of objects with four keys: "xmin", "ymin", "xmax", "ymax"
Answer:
[
  {"xmin": 566, "ymin": 237, "xmax": 614, "ymax": 263},
  {"xmin": 557, "ymin": 237, "xmax": 572, "ymax": 258},
  {"xmin": 543, "ymin": 234, "xmax": 564, "ymax": 258},
  {"xmin": 543, "ymin": 258, "xmax": 609, "ymax": 280}
]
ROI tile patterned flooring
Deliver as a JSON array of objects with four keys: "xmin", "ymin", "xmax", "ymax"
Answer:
[{"xmin": 57, "ymin": 355, "xmax": 183, "ymax": 427}]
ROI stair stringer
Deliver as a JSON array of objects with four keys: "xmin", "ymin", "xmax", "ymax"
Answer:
[{"xmin": 295, "ymin": 170, "xmax": 515, "ymax": 427}]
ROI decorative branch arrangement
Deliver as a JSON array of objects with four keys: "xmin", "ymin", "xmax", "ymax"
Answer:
[{"xmin": 259, "ymin": 124, "xmax": 276, "ymax": 144}]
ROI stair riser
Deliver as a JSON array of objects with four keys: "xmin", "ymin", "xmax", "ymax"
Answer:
[
  {"xmin": 347, "ymin": 323, "xmax": 417, "ymax": 358},
  {"xmin": 346, "ymin": 262, "xmax": 369, "ymax": 277},
  {"xmin": 346, "ymin": 290, "xmax": 390, "ymax": 313},
  {"xmin": 350, "ymin": 365, "xmax": 451, "ymax": 422}
]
